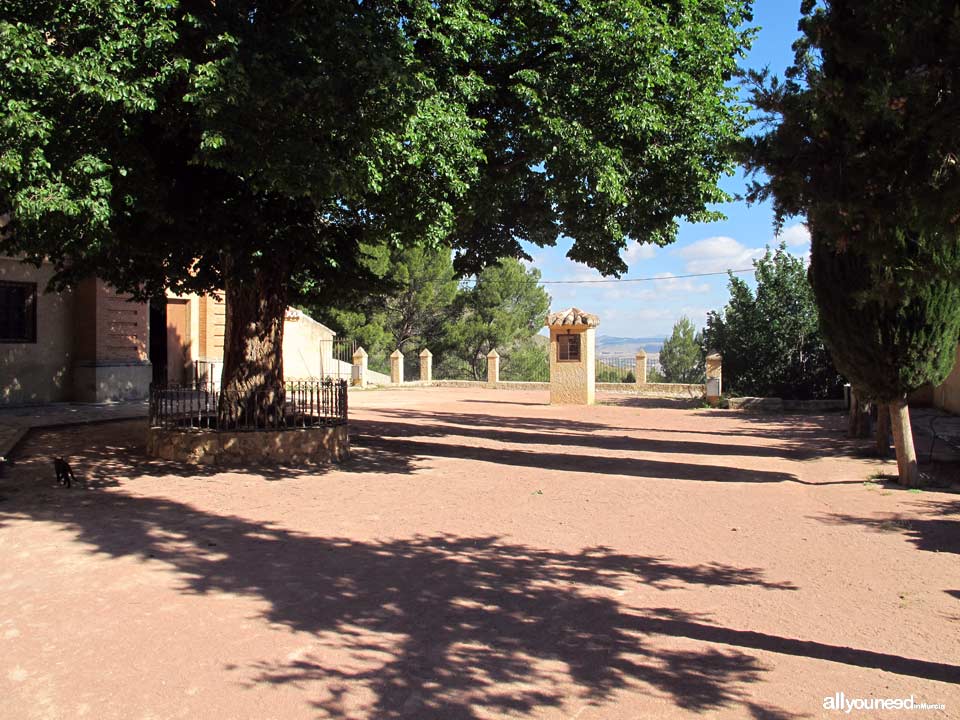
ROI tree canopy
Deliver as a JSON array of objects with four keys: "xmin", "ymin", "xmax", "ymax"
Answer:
[
  {"xmin": 1, "ymin": 0, "xmax": 754, "ymax": 408},
  {"xmin": 744, "ymin": 0, "xmax": 960, "ymax": 270}
]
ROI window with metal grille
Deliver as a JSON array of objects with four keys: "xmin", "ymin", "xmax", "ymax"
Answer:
[
  {"xmin": 0, "ymin": 281, "xmax": 37, "ymax": 343},
  {"xmin": 557, "ymin": 333, "xmax": 580, "ymax": 362}
]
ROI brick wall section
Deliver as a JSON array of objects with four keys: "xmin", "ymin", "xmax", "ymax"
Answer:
[
  {"xmin": 75, "ymin": 278, "xmax": 147, "ymax": 363},
  {"xmin": 98, "ymin": 282, "xmax": 147, "ymax": 362}
]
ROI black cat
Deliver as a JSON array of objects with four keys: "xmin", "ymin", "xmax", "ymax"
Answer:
[{"xmin": 53, "ymin": 457, "xmax": 77, "ymax": 488}]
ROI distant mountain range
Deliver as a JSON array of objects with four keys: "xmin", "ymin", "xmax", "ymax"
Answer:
[{"xmin": 596, "ymin": 335, "xmax": 665, "ymax": 356}]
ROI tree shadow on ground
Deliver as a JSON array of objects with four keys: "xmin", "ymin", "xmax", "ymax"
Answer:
[
  {"xmin": 3, "ymin": 420, "xmax": 414, "ymax": 497},
  {"xmin": 814, "ymin": 500, "xmax": 960, "ymax": 555},
  {"xmin": 352, "ymin": 413, "xmax": 861, "ymax": 485},
  {"xmin": 6, "ymin": 490, "xmax": 955, "ymax": 716},
  {"xmin": 377, "ymin": 405, "xmax": 860, "ymax": 460},
  {"xmin": 359, "ymin": 413, "xmax": 829, "ymax": 462},
  {"xmin": 4, "ymin": 426, "xmax": 957, "ymax": 714},
  {"xmin": 355, "ymin": 433, "xmax": 812, "ymax": 484},
  {"xmin": 1, "ymin": 491, "xmax": 807, "ymax": 718}
]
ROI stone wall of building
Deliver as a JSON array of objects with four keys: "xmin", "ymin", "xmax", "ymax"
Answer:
[
  {"xmin": 73, "ymin": 278, "xmax": 151, "ymax": 402},
  {"xmin": 283, "ymin": 309, "xmax": 336, "ymax": 380},
  {"xmin": 0, "ymin": 259, "xmax": 76, "ymax": 404}
]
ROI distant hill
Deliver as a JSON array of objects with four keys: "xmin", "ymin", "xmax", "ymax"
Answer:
[{"xmin": 596, "ymin": 335, "xmax": 665, "ymax": 356}]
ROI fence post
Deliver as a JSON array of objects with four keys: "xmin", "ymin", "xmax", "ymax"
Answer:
[
  {"xmin": 419, "ymin": 348, "xmax": 432, "ymax": 383},
  {"xmin": 487, "ymin": 349, "xmax": 500, "ymax": 384},
  {"xmin": 390, "ymin": 349, "xmax": 404, "ymax": 385},
  {"xmin": 705, "ymin": 352, "xmax": 722, "ymax": 404},
  {"xmin": 635, "ymin": 349, "xmax": 648, "ymax": 384},
  {"xmin": 352, "ymin": 346, "xmax": 368, "ymax": 388}
]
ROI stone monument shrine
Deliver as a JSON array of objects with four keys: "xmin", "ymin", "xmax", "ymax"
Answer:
[{"xmin": 546, "ymin": 307, "xmax": 599, "ymax": 405}]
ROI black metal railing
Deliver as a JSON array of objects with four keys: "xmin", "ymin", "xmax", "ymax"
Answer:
[{"xmin": 149, "ymin": 379, "xmax": 348, "ymax": 431}]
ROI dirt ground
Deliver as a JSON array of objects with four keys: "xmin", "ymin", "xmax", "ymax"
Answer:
[{"xmin": 1, "ymin": 388, "xmax": 957, "ymax": 720}]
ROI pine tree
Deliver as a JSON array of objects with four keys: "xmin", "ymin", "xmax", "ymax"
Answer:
[{"xmin": 659, "ymin": 317, "xmax": 705, "ymax": 384}]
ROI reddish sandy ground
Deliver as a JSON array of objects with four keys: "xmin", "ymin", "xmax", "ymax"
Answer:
[{"xmin": 1, "ymin": 388, "xmax": 958, "ymax": 720}]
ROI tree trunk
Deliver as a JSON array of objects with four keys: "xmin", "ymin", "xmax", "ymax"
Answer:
[
  {"xmin": 889, "ymin": 399, "xmax": 920, "ymax": 487},
  {"xmin": 848, "ymin": 390, "xmax": 871, "ymax": 438},
  {"xmin": 874, "ymin": 402, "xmax": 891, "ymax": 457},
  {"xmin": 218, "ymin": 257, "xmax": 289, "ymax": 428}
]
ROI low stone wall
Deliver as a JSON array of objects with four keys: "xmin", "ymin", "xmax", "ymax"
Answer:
[
  {"xmin": 597, "ymin": 382, "xmax": 704, "ymax": 398},
  {"xmin": 146, "ymin": 425, "xmax": 349, "ymax": 466},
  {"xmin": 429, "ymin": 380, "xmax": 551, "ymax": 391},
  {"xmin": 365, "ymin": 379, "xmax": 706, "ymax": 397},
  {"xmin": 727, "ymin": 397, "xmax": 845, "ymax": 412}
]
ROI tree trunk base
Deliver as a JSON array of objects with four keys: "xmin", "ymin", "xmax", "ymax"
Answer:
[
  {"xmin": 889, "ymin": 400, "xmax": 920, "ymax": 487},
  {"xmin": 874, "ymin": 403, "xmax": 891, "ymax": 457},
  {"xmin": 848, "ymin": 391, "xmax": 871, "ymax": 438}
]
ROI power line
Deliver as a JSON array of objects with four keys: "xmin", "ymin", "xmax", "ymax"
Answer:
[
  {"xmin": 452, "ymin": 267, "xmax": 754, "ymax": 288},
  {"xmin": 534, "ymin": 268, "xmax": 754, "ymax": 285}
]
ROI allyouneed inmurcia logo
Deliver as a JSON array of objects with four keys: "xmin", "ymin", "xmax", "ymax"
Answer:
[{"xmin": 823, "ymin": 692, "xmax": 945, "ymax": 713}]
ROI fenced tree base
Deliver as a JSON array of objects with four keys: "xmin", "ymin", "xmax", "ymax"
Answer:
[{"xmin": 146, "ymin": 425, "xmax": 349, "ymax": 467}]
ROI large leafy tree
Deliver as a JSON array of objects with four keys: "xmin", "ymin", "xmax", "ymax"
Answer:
[
  {"xmin": 744, "ymin": 0, "xmax": 960, "ymax": 485},
  {"xmin": 1, "ymin": 0, "xmax": 753, "ymax": 420},
  {"xmin": 659, "ymin": 317, "xmax": 705, "ymax": 384},
  {"xmin": 702, "ymin": 245, "xmax": 842, "ymax": 400}
]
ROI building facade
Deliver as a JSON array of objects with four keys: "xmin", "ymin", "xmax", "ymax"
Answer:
[{"xmin": 1, "ymin": 257, "xmax": 337, "ymax": 406}]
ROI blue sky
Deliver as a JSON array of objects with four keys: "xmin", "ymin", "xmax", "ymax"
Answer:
[{"xmin": 524, "ymin": 1, "xmax": 808, "ymax": 338}]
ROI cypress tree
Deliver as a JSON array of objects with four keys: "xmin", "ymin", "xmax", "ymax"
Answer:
[
  {"xmin": 810, "ymin": 228, "xmax": 960, "ymax": 485},
  {"xmin": 745, "ymin": 0, "xmax": 960, "ymax": 485}
]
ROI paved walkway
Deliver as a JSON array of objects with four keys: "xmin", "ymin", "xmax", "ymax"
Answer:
[{"xmin": 0, "ymin": 400, "xmax": 148, "ymax": 461}]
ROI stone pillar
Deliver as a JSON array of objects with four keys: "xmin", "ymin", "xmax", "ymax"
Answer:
[
  {"xmin": 351, "ymin": 346, "xmax": 368, "ymax": 388},
  {"xmin": 487, "ymin": 349, "xmax": 500, "ymax": 383},
  {"xmin": 635, "ymin": 349, "xmax": 647, "ymax": 384},
  {"xmin": 390, "ymin": 349, "xmax": 404, "ymax": 385},
  {"xmin": 546, "ymin": 307, "xmax": 599, "ymax": 405},
  {"xmin": 419, "ymin": 348, "xmax": 432, "ymax": 383},
  {"xmin": 705, "ymin": 352, "xmax": 722, "ymax": 404}
]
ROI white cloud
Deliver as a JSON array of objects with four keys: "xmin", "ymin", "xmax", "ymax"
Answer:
[
  {"xmin": 520, "ymin": 252, "xmax": 547, "ymax": 269},
  {"xmin": 777, "ymin": 223, "xmax": 811, "ymax": 249},
  {"xmin": 678, "ymin": 236, "xmax": 765, "ymax": 274},
  {"xmin": 622, "ymin": 241, "xmax": 657, "ymax": 267}
]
